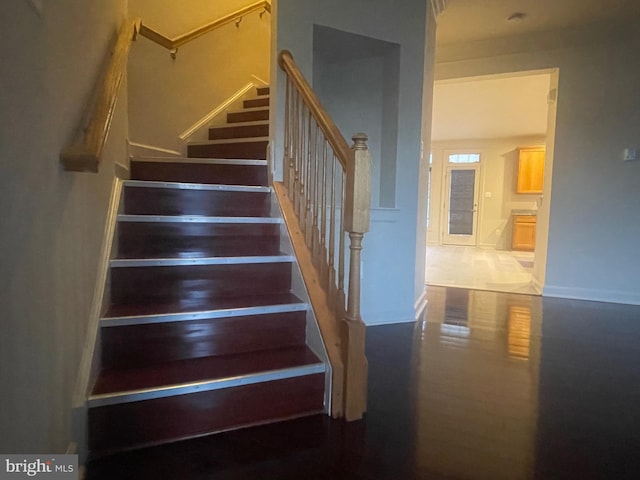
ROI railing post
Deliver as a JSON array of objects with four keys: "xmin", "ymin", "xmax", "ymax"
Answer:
[{"xmin": 341, "ymin": 132, "xmax": 371, "ymax": 421}]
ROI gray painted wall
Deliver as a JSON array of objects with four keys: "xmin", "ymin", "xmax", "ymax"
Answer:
[
  {"xmin": 0, "ymin": 0, "xmax": 128, "ymax": 453},
  {"xmin": 436, "ymin": 27, "xmax": 640, "ymax": 305},
  {"xmin": 273, "ymin": 0, "xmax": 432, "ymax": 324}
]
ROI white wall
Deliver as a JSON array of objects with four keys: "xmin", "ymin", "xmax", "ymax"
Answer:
[
  {"xmin": 0, "ymin": 0, "xmax": 128, "ymax": 453},
  {"xmin": 429, "ymin": 136, "xmax": 546, "ymax": 249},
  {"xmin": 128, "ymin": 0, "xmax": 271, "ymax": 153},
  {"xmin": 273, "ymin": 0, "xmax": 432, "ymax": 324},
  {"xmin": 436, "ymin": 26, "xmax": 640, "ymax": 305}
]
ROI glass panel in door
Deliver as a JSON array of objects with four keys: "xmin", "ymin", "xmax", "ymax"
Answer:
[{"xmin": 443, "ymin": 167, "xmax": 479, "ymax": 246}]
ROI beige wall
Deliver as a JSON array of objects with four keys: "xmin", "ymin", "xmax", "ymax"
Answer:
[
  {"xmin": 0, "ymin": 0, "xmax": 128, "ymax": 453},
  {"xmin": 429, "ymin": 136, "xmax": 545, "ymax": 249},
  {"xmin": 128, "ymin": 0, "xmax": 271, "ymax": 153}
]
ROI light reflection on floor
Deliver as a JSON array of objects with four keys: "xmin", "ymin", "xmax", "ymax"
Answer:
[{"xmin": 426, "ymin": 245, "xmax": 538, "ymax": 294}]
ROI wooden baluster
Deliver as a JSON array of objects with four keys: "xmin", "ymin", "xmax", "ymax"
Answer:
[
  {"xmin": 284, "ymin": 77, "xmax": 293, "ymax": 193},
  {"xmin": 311, "ymin": 123, "xmax": 322, "ymax": 264},
  {"xmin": 292, "ymin": 90, "xmax": 301, "ymax": 217},
  {"xmin": 319, "ymin": 139, "xmax": 328, "ymax": 282},
  {"xmin": 337, "ymin": 169, "xmax": 346, "ymax": 318},
  {"xmin": 328, "ymin": 152, "xmax": 338, "ymax": 305},
  {"xmin": 299, "ymin": 108, "xmax": 308, "ymax": 228},
  {"xmin": 304, "ymin": 112, "xmax": 313, "ymax": 245},
  {"xmin": 341, "ymin": 132, "xmax": 371, "ymax": 422}
]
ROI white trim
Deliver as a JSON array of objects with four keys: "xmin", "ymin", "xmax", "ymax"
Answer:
[
  {"xmin": 532, "ymin": 277, "xmax": 544, "ymax": 295},
  {"xmin": 251, "ymin": 74, "xmax": 269, "ymax": 86},
  {"xmin": 71, "ymin": 177, "xmax": 123, "ymax": 464},
  {"xmin": 179, "ymin": 82, "xmax": 256, "ymax": 141},
  {"xmin": 117, "ymin": 214, "xmax": 283, "ymax": 224},
  {"xmin": 88, "ymin": 363, "xmax": 326, "ymax": 407},
  {"xmin": 123, "ymin": 180, "xmax": 270, "ymax": 192},
  {"xmin": 543, "ymin": 285, "xmax": 640, "ymax": 306},
  {"xmin": 430, "ymin": 0, "xmax": 446, "ymax": 19},
  {"xmin": 73, "ymin": 177, "xmax": 123, "ymax": 406},
  {"xmin": 414, "ymin": 289, "xmax": 428, "ymax": 320},
  {"xmin": 101, "ymin": 302, "xmax": 309, "ymax": 327},
  {"xmin": 127, "ymin": 140, "xmax": 182, "ymax": 157}
]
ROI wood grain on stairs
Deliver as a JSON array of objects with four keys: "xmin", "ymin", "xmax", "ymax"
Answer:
[{"xmin": 90, "ymin": 86, "xmax": 326, "ymax": 457}]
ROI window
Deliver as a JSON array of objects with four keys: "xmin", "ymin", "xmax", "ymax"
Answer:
[{"xmin": 448, "ymin": 153, "xmax": 480, "ymax": 164}]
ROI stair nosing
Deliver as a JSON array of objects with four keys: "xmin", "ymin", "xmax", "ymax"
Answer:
[
  {"xmin": 188, "ymin": 136, "xmax": 270, "ymax": 146},
  {"xmin": 88, "ymin": 362, "xmax": 326, "ymax": 408},
  {"xmin": 110, "ymin": 255, "xmax": 296, "ymax": 268},
  {"xmin": 117, "ymin": 214, "xmax": 283, "ymax": 224},
  {"xmin": 131, "ymin": 157, "xmax": 267, "ymax": 166},
  {"xmin": 123, "ymin": 180, "xmax": 270, "ymax": 192},
  {"xmin": 101, "ymin": 302, "xmax": 309, "ymax": 327},
  {"xmin": 209, "ymin": 120, "xmax": 270, "ymax": 129},
  {"xmin": 229, "ymin": 106, "xmax": 270, "ymax": 113}
]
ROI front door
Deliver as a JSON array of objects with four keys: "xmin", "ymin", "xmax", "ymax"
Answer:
[{"xmin": 442, "ymin": 165, "xmax": 480, "ymax": 246}]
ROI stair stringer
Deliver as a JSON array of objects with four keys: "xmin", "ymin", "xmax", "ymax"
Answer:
[
  {"xmin": 271, "ymin": 182, "xmax": 346, "ymax": 418},
  {"xmin": 179, "ymin": 78, "xmax": 269, "ymax": 147},
  {"xmin": 71, "ymin": 175, "xmax": 124, "ymax": 466}
]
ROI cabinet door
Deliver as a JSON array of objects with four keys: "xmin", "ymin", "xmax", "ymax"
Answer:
[
  {"xmin": 512, "ymin": 216, "xmax": 536, "ymax": 251},
  {"xmin": 517, "ymin": 147, "xmax": 545, "ymax": 194}
]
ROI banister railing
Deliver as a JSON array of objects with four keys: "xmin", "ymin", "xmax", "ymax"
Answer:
[
  {"xmin": 139, "ymin": 0, "xmax": 271, "ymax": 56},
  {"xmin": 278, "ymin": 50, "xmax": 371, "ymax": 421},
  {"xmin": 61, "ymin": 19, "xmax": 140, "ymax": 172},
  {"xmin": 61, "ymin": 2, "xmax": 271, "ymax": 172}
]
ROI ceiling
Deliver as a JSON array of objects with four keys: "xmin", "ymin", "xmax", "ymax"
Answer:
[
  {"xmin": 437, "ymin": 0, "xmax": 640, "ymax": 45},
  {"xmin": 430, "ymin": 0, "xmax": 640, "ymax": 142},
  {"xmin": 431, "ymin": 73, "xmax": 550, "ymax": 142}
]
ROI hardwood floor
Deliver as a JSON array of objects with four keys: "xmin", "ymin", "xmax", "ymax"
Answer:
[{"xmin": 86, "ymin": 286, "xmax": 640, "ymax": 479}]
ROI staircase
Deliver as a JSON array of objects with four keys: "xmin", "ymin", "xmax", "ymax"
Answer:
[{"xmin": 88, "ymin": 87, "xmax": 327, "ymax": 456}]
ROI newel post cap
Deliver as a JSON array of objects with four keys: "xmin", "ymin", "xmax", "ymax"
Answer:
[{"xmin": 351, "ymin": 133, "xmax": 368, "ymax": 150}]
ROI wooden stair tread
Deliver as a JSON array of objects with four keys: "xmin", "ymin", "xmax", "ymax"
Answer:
[
  {"xmin": 88, "ymin": 83, "xmax": 327, "ymax": 454},
  {"xmin": 91, "ymin": 345, "xmax": 322, "ymax": 397},
  {"xmin": 116, "ymin": 223, "xmax": 281, "ymax": 259},
  {"xmin": 103, "ymin": 292, "xmax": 306, "ymax": 319},
  {"xmin": 114, "ymin": 250, "xmax": 287, "ymax": 260}
]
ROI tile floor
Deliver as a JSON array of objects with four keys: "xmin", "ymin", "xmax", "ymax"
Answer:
[{"xmin": 426, "ymin": 245, "xmax": 539, "ymax": 295}]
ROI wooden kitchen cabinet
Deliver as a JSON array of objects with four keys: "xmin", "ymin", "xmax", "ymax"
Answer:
[
  {"xmin": 517, "ymin": 147, "xmax": 545, "ymax": 194},
  {"xmin": 512, "ymin": 215, "xmax": 537, "ymax": 251}
]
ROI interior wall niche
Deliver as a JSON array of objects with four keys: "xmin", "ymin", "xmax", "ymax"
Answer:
[{"xmin": 312, "ymin": 25, "xmax": 400, "ymax": 208}]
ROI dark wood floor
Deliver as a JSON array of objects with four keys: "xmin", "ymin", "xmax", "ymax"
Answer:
[{"xmin": 86, "ymin": 286, "xmax": 640, "ymax": 480}]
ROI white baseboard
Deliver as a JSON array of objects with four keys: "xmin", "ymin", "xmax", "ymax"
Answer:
[
  {"xmin": 543, "ymin": 284, "xmax": 640, "ymax": 306},
  {"xmin": 251, "ymin": 74, "xmax": 269, "ymax": 86},
  {"xmin": 414, "ymin": 289, "xmax": 428, "ymax": 320},
  {"xmin": 179, "ymin": 82, "xmax": 258, "ymax": 141},
  {"xmin": 532, "ymin": 277, "xmax": 544, "ymax": 294}
]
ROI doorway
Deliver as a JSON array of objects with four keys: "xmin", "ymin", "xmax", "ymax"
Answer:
[
  {"xmin": 442, "ymin": 161, "xmax": 481, "ymax": 246},
  {"xmin": 425, "ymin": 69, "xmax": 558, "ymax": 295}
]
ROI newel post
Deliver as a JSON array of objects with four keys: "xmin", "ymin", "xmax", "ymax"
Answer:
[{"xmin": 341, "ymin": 132, "xmax": 371, "ymax": 421}]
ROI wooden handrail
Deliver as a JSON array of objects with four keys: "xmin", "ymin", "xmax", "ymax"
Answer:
[
  {"xmin": 61, "ymin": 19, "xmax": 140, "ymax": 172},
  {"xmin": 61, "ymin": 2, "xmax": 270, "ymax": 172},
  {"xmin": 278, "ymin": 50, "xmax": 352, "ymax": 168},
  {"xmin": 139, "ymin": 0, "xmax": 271, "ymax": 52},
  {"xmin": 279, "ymin": 49, "xmax": 371, "ymax": 421}
]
